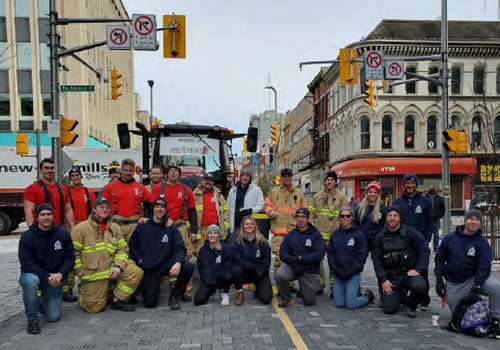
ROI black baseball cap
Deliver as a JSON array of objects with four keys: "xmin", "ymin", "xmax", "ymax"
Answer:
[{"xmin": 281, "ymin": 168, "xmax": 293, "ymax": 177}]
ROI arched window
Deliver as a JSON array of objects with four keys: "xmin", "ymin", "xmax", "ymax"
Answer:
[
  {"xmin": 427, "ymin": 115, "xmax": 437, "ymax": 149},
  {"xmin": 360, "ymin": 116, "xmax": 370, "ymax": 149},
  {"xmin": 451, "ymin": 115, "xmax": 461, "ymax": 129},
  {"xmin": 471, "ymin": 116, "xmax": 482, "ymax": 149},
  {"xmin": 495, "ymin": 116, "xmax": 500, "ymax": 149},
  {"xmin": 405, "ymin": 116, "xmax": 415, "ymax": 149},
  {"xmin": 382, "ymin": 115, "xmax": 392, "ymax": 149}
]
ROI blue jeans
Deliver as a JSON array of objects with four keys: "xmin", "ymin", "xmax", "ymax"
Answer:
[
  {"xmin": 333, "ymin": 273, "xmax": 369, "ymax": 310},
  {"xmin": 19, "ymin": 272, "xmax": 63, "ymax": 323}
]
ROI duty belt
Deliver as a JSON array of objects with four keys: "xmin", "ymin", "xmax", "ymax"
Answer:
[{"xmin": 112, "ymin": 217, "xmax": 139, "ymax": 225}]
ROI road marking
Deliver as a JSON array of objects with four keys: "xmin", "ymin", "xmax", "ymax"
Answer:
[{"xmin": 272, "ymin": 298, "xmax": 309, "ymax": 350}]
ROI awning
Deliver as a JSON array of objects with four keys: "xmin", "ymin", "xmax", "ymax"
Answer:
[{"xmin": 331, "ymin": 157, "xmax": 477, "ymax": 178}]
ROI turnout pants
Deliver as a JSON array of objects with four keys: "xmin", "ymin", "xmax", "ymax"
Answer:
[
  {"xmin": 112, "ymin": 215, "xmax": 139, "ymax": 242},
  {"xmin": 141, "ymin": 261, "xmax": 194, "ymax": 308},
  {"xmin": 379, "ymin": 274, "xmax": 426, "ymax": 314},
  {"xmin": 194, "ymin": 272, "xmax": 232, "ymax": 306},
  {"xmin": 270, "ymin": 234, "xmax": 285, "ymax": 270},
  {"xmin": 177, "ymin": 224, "xmax": 194, "ymax": 259},
  {"xmin": 231, "ymin": 266, "xmax": 272, "ymax": 304},
  {"xmin": 78, "ymin": 262, "xmax": 143, "ymax": 313},
  {"xmin": 275, "ymin": 262, "xmax": 320, "ymax": 306},
  {"xmin": 192, "ymin": 226, "xmax": 208, "ymax": 256},
  {"xmin": 319, "ymin": 258, "xmax": 334, "ymax": 291}
]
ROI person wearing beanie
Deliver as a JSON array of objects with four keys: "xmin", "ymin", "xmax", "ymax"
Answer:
[
  {"xmin": 355, "ymin": 181, "xmax": 386, "ymax": 253},
  {"xmin": 371, "ymin": 205, "xmax": 429, "ymax": 318},
  {"xmin": 18, "ymin": 203, "xmax": 75, "ymax": 334},
  {"xmin": 97, "ymin": 161, "xmax": 121, "ymax": 199},
  {"xmin": 194, "ymin": 225, "xmax": 233, "ymax": 306},
  {"xmin": 275, "ymin": 207, "xmax": 326, "ymax": 308},
  {"xmin": 310, "ymin": 170, "xmax": 348, "ymax": 295},
  {"xmin": 227, "ymin": 165, "xmax": 264, "ymax": 242},
  {"xmin": 425, "ymin": 186, "xmax": 446, "ymax": 252},
  {"xmin": 435, "ymin": 209, "xmax": 500, "ymax": 339}
]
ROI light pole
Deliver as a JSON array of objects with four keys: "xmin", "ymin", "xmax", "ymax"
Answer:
[
  {"xmin": 264, "ymin": 85, "xmax": 279, "ymax": 171},
  {"xmin": 147, "ymin": 80, "xmax": 154, "ymax": 126}
]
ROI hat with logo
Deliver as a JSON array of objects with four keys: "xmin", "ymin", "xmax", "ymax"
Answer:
[
  {"xmin": 94, "ymin": 197, "xmax": 111, "ymax": 207},
  {"xmin": 324, "ymin": 171, "xmax": 338, "ymax": 182},
  {"xmin": 68, "ymin": 165, "xmax": 82, "ymax": 177},
  {"xmin": 295, "ymin": 207, "xmax": 310, "ymax": 218},
  {"xmin": 365, "ymin": 181, "xmax": 382, "ymax": 194},
  {"xmin": 152, "ymin": 198, "xmax": 167, "ymax": 208},
  {"xmin": 36, "ymin": 203, "xmax": 54, "ymax": 216},
  {"xmin": 465, "ymin": 209, "xmax": 482, "ymax": 222}
]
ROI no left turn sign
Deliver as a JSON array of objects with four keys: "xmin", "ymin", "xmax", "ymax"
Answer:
[
  {"xmin": 366, "ymin": 51, "xmax": 382, "ymax": 69},
  {"xmin": 106, "ymin": 25, "xmax": 131, "ymax": 50}
]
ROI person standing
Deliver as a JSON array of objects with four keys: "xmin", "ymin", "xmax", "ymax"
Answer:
[
  {"xmin": 310, "ymin": 170, "xmax": 347, "ymax": 294},
  {"xmin": 227, "ymin": 166, "xmax": 264, "ymax": 241},
  {"xmin": 67, "ymin": 166, "xmax": 96, "ymax": 225},
  {"xmin": 129, "ymin": 199, "xmax": 194, "ymax": 310},
  {"xmin": 146, "ymin": 164, "xmax": 164, "ymax": 193},
  {"xmin": 192, "ymin": 173, "xmax": 230, "ymax": 255},
  {"xmin": 265, "ymin": 168, "xmax": 308, "ymax": 270},
  {"xmin": 98, "ymin": 161, "xmax": 120, "ymax": 198},
  {"xmin": 425, "ymin": 186, "xmax": 445, "ymax": 252},
  {"xmin": 18, "ymin": 204, "xmax": 75, "ymax": 334}
]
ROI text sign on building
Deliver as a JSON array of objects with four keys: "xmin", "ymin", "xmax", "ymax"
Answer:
[
  {"xmin": 363, "ymin": 50, "xmax": 384, "ymax": 80},
  {"xmin": 106, "ymin": 25, "xmax": 131, "ymax": 50},
  {"xmin": 384, "ymin": 59, "xmax": 405, "ymax": 80},
  {"xmin": 60, "ymin": 85, "xmax": 95, "ymax": 92},
  {"xmin": 132, "ymin": 14, "xmax": 157, "ymax": 50}
]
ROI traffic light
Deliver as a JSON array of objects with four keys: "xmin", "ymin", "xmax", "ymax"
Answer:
[
  {"xmin": 60, "ymin": 116, "xmax": 79, "ymax": 146},
  {"xmin": 362, "ymin": 80, "xmax": 375, "ymax": 109},
  {"xmin": 16, "ymin": 133, "xmax": 29, "ymax": 156},
  {"xmin": 442, "ymin": 129, "xmax": 468, "ymax": 154},
  {"xmin": 274, "ymin": 176, "xmax": 280, "ymax": 186},
  {"xmin": 271, "ymin": 122, "xmax": 279, "ymax": 145},
  {"xmin": 110, "ymin": 68, "xmax": 123, "ymax": 100},
  {"xmin": 246, "ymin": 127, "xmax": 258, "ymax": 152},
  {"xmin": 163, "ymin": 14, "xmax": 186, "ymax": 59},
  {"xmin": 339, "ymin": 48, "xmax": 358, "ymax": 85}
]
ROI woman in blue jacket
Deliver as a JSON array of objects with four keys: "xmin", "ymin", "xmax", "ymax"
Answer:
[
  {"xmin": 231, "ymin": 216, "xmax": 272, "ymax": 306},
  {"xmin": 328, "ymin": 207, "xmax": 374, "ymax": 309},
  {"xmin": 194, "ymin": 225, "xmax": 233, "ymax": 306}
]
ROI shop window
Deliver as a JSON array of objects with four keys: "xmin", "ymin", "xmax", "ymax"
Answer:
[
  {"xmin": 427, "ymin": 115, "xmax": 437, "ymax": 149},
  {"xmin": 360, "ymin": 116, "xmax": 370, "ymax": 150},
  {"xmin": 406, "ymin": 66, "xmax": 416, "ymax": 94},
  {"xmin": 404, "ymin": 116, "xmax": 415, "ymax": 149},
  {"xmin": 428, "ymin": 67, "xmax": 439, "ymax": 94},
  {"xmin": 382, "ymin": 115, "xmax": 392, "ymax": 149},
  {"xmin": 495, "ymin": 116, "xmax": 500, "ymax": 149},
  {"xmin": 451, "ymin": 66, "xmax": 461, "ymax": 95},
  {"xmin": 471, "ymin": 115, "xmax": 482, "ymax": 149},
  {"xmin": 473, "ymin": 64, "xmax": 485, "ymax": 95}
]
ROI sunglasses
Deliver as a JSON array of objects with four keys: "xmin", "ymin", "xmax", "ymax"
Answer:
[{"xmin": 339, "ymin": 214, "xmax": 352, "ymax": 219}]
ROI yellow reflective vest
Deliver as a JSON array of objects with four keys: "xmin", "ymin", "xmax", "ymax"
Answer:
[
  {"xmin": 265, "ymin": 185, "xmax": 308, "ymax": 235},
  {"xmin": 310, "ymin": 189, "xmax": 348, "ymax": 241},
  {"xmin": 193, "ymin": 185, "xmax": 230, "ymax": 239}
]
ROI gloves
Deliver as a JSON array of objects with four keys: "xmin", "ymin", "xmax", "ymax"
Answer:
[
  {"xmin": 461, "ymin": 286, "xmax": 480, "ymax": 306},
  {"xmin": 435, "ymin": 276, "xmax": 446, "ymax": 297},
  {"xmin": 239, "ymin": 208, "xmax": 253, "ymax": 218}
]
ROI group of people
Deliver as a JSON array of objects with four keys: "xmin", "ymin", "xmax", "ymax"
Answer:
[{"xmin": 18, "ymin": 157, "xmax": 500, "ymax": 340}]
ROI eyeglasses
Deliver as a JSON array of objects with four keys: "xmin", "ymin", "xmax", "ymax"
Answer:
[{"xmin": 339, "ymin": 214, "xmax": 351, "ymax": 219}]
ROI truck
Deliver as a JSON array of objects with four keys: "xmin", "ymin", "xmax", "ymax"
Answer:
[{"xmin": 0, "ymin": 146, "xmax": 141, "ymax": 235}]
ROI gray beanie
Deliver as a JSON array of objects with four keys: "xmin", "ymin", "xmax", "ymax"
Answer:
[
  {"xmin": 465, "ymin": 209, "xmax": 482, "ymax": 222},
  {"xmin": 339, "ymin": 206, "xmax": 354, "ymax": 217},
  {"xmin": 207, "ymin": 224, "xmax": 221, "ymax": 236}
]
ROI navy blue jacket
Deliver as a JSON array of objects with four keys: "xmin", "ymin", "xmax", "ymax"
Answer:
[
  {"xmin": 394, "ymin": 191, "xmax": 435, "ymax": 242},
  {"xmin": 327, "ymin": 226, "xmax": 367, "ymax": 276},
  {"xmin": 354, "ymin": 203, "xmax": 386, "ymax": 248},
  {"xmin": 129, "ymin": 215, "xmax": 186, "ymax": 271},
  {"xmin": 232, "ymin": 238, "xmax": 271, "ymax": 276},
  {"xmin": 280, "ymin": 223, "xmax": 326, "ymax": 274},
  {"xmin": 19, "ymin": 223, "xmax": 75, "ymax": 280},
  {"xmin": 435, "ymin": 225, "xmax": 492, "ymax": 286},
  {"xmin": 197, "ymin": 241, "xmax": 232, "ymax": 288}
]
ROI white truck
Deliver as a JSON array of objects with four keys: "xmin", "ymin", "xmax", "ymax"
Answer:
[{"xmin": 0, "ymin": 146, "xmax": 141, "ymax": 235}]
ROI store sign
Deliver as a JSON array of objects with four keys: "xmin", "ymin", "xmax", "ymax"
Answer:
[
  {"xmin": 380, "ymin": 166, "xmax": 396, "ymax": 172},
  {"xmin": 480, "ymin": 165, "xmax": 500, "ymax": 181}
]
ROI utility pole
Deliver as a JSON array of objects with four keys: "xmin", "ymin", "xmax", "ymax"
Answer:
[{"xmin": 49, "ymin": 0, "xmax": 61, "ymax": 181}]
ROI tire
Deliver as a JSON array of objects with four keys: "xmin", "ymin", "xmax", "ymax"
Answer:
[{"xmin": 0, "ymin": 211, "xmax": 12, "ymax": 236}]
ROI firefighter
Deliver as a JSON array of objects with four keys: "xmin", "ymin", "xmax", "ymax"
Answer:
[
  {"xmin": 146, "ymin": 164, "xmax": 164, "ymax": 193},
  {"xmin": 97, "ymin": 161, "xmax": 120, "ymax": 198},
  {"xmin": 192, "ymin": 173, "xmax": 230, "ymax": 255},
  {"xmin": 71, "ymin": 198, "xmax": 144, "ymax": 313},
  {"xmin": 265, "ymin": 168, "xmax": 308, "ymax": 270},
  {"xmin": 310, "ymin": 170, "xmax": 348, "ymax": 295},
  {"xmin": 101, "ymin": 159, "xmax": 150, "ymax": 242}
]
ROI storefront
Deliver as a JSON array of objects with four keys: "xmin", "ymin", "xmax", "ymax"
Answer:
[{"xmin": 332, "ymin": 157, "xmax": 477, "ymax": 213}]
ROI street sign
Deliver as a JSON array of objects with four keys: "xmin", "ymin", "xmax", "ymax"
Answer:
[
  {"xmin": 132, "ymin": 14, "xmax": 157, "ymax": 51},
  {"xmin": 106, "ymin": 25, "xmax": 131, "ymax": 50},
  {"xmin": 60, "ymin": 85, "xmax": 95, "ymax": 92},
  {"xmin": 384, "ymin": 59, "xmax": 405, "ymax": 80},
  {"xmin": 48, "ymin": 120, "xmax": 60, "ymax": 138},
  {"xmin": 363, "ymin": 50, "xmax": 384, "ymax": 80}
]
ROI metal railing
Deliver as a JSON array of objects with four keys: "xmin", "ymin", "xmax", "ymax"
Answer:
[{"xmin": 478, "ymin": 204, "xmax": 500, "ymax": 261}]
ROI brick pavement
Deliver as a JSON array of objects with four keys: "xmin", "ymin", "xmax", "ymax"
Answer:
[{"xmin": 0, "ymin": 236, "xmax": 22, "ymax": 324}]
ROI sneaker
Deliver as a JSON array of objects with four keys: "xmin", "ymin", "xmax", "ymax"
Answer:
[
  {"xmin": 406, "ymin": 307, "xmax": 417, "ymax": 318},
  {"xmin": 234, "ymin": 291, "xmax": 244, "ymax": 306},
  {"xmin": 168, "ymin": 294, "xmax": 180, "ymax": 311},
  {"xmin": 27, "ymin": 322, "xmax": 41, "ymax": 335},
  {"xmin": 110, "ymin": 300, "xmax": 135, "ymax": 312},
  {"xmin": 364, "ymin": 289, "xmax": 375, "ymax": 304},
  {"xmin": 221, "ymin": 293, "xmax": 230, "ymax": 306},
  {"xmin": 278, "ymin": 298, "xmax": 294, "ymax": 308},
  {"xmin": 489, "ymin": 318, "xmax": 500, "ymax": 339},
  {"xmin": 62, "ymin": 292, "xmax": 78, "ymax": 303}
]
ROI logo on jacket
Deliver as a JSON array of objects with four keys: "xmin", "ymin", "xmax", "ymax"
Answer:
[
  {"xmin": 161, "ymin": 234, "xmax": 169, "ymax": 243},
  {"xmin": 256, "ymin": 249, "xmax": 261, "ymax": 258},
  {"xmin": 305, "ymin": 239, "xmax": 312, "ymax": 247},
  {"xmin": 347, "ymin": 238, "xmax": 355, "ymax": 247},
  {"xmin": 54, "ymin": 240, "xmax": 62, "ymax": 251},
  {"xmin": 467, "ymin": 247, "xmax": 476, "ymax": 257},
  {"xmin": 415, "ymin": 205, "xmax": 422, "ymax": 214},
  {"xmin": 177, "ymin": 192, "xmax": 183, "ymax": 199},
  {"xmin": 216, "ymin": 255, "xmax": 222, "ymax": 264}
]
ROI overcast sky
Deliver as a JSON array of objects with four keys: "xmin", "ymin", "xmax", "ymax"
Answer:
[{"xmin": 122, "ymin": 0, "xmax": 498, "ymax": 154}]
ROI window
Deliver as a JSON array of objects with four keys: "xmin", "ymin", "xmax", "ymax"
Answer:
[
  {"xmin": 471, "ymin": 116, "xmax": 482, "ymax": 149},
  {"xmin": 382, "ymin": 115, "xmax": 392, "ymax": 149},
  {"xmin": 16, "ymin": 43, "xmax": 33, "ymax": 70},
  {"xmin": 404, "ymin": 116, "xmax": 415, "ymax": 149},
  {"xmin": 451, "ymin": 66, "xmax": 461, "ymax": 94},
  {"xmin": 17, "ymin": 70, "xmax": 33, "ymax": 93},
  {"xmin": 451, "ymin": 115, "xmax": 461, "ymax": 129},
  {"xmin": 15, "ymin": 18, "xmax": 31, "ymax": 42},
  {"xmin": 15, "ymin": 0, "xmax": 31, "ymax": 17},
  {"xmin": 428, "ymin": 67, "xmax": 439, "ymax": 94},
  {"xmin": 406, "ymin": 67, "xmax": 416, "ymax": 94},
  {"xmin": 473, "ymin": 65, "xmax": 485, "ymax": 95},
  {"xmin": 40, "ymin": 70, "xmax": 50, "ymax": 93},
  {"xmin": 360, "ymin": 116, "xmax": 370, "ymax": 150},
  {"xmin": 0, "ymin": 17, "xmax": 6, "ymax": 42},
  {"xmin": 38, "ymin": 18, "xmax": 49, "ymax": 43},
  {"xmin": 38, "ymin": 0, "xmax": 50, "ymax": 17},
  {"xmin": 427, "ymin": 116, "xmax": 437, "ymax": 149},
  {"xmin": 495, "ymin": 117, "xmax": 500, "ymax": 149},
  {"xmin": 0, "ymin": 70, "xmax": 8, "ymax": 93},
  {"xmin": 497, "ymin": 67, "xmax": 500, "ymax": 95},
  {"xmin": 42, "ymin": 98, "xmax": 50, "ymax": 131}
]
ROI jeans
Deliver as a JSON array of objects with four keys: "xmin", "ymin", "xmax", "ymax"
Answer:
[
  {"xmin": 333, "ymin": 274, "xmax": 369, "ymax": 310},
  {"xmin": 19, "ymin": 272, "xmax": 63, "ymax": 324},
  {"xmin": 275, "ymin": 262, "xmax": 320, "ymax": 306},
  {"xmin": 379, "ymin": 275, "xmax": 426, "ymax": 314},
  {"xmin": 433, "ymin": 219, "xmax": 441, "ymax": 251}
]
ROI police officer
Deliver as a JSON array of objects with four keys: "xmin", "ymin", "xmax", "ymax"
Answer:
[{"xmin": 371, "ymin": 206, "xmax": 429, "ymax": 318}]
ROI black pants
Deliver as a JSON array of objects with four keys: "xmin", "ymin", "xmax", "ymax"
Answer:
[
  {"xmin": 231, "ymin": 266, "xmax": 272, "ymax": 304},
  {"xmin": 141, "ymin": 261, "xmax": 194, "ymax": 308},
  {"xmin": 194, "ymin": 271, "xmax": 232, "ymax": 306},
  {"xmin": 380, "ymin": 275, "xmax": 427, "ymax": 314}
]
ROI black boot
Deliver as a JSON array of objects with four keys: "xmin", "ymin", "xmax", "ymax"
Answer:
[
  {"xmin": 364, "ymin": 289, "xmax": 375, "ymax": 304},
  {"xmin": 62, "ymin": 291, "xmax": 78, "ymax": 303},
  {"xmin": 490, "ymin": 317, "xmax": 500, "ymax": 339},
  {"xmin": 168, "ymin": 293, "xmax": 180, "ymax": 311},
  {"xmin": 110, "ymin": 300, "xmax": 135, "ymax": 312},
  {"xmin": 27, "ymin": 322, "xmax": 41, "ymax": 335}
]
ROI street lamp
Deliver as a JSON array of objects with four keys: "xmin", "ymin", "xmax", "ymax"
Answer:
[
  {"xmin": 147, "ymin": 80, "xmax": 154, "ymax": 126},
  {"xmin": 264, "ymin": 85, "xmax": 277, "ymax": 116}
]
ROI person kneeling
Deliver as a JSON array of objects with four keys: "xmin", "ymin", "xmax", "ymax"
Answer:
[
  {"xmin": 19, "ymin": 204, "xmax": 75, "ymax": 335},
  {"xmin": 231, "ymin": 216, "xmax": 272, "ymax": 306},
  {"xmin": 194, "ymin": 225, "xmax": 233, "ymax": 306},
  {"xmin": 129, "ymin": 199, "xmax": 194, "ymax": 310},
  {"xmin": 275, "ymin": 207, "xmax": 326, "ymax": 307},
  {"xmin": 71, "ymin": 198, "xmax": 144, "ymax": 313},
  {"xmin": 328, "ymin": 207, "xmax": 374, "ymax": 309}
]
